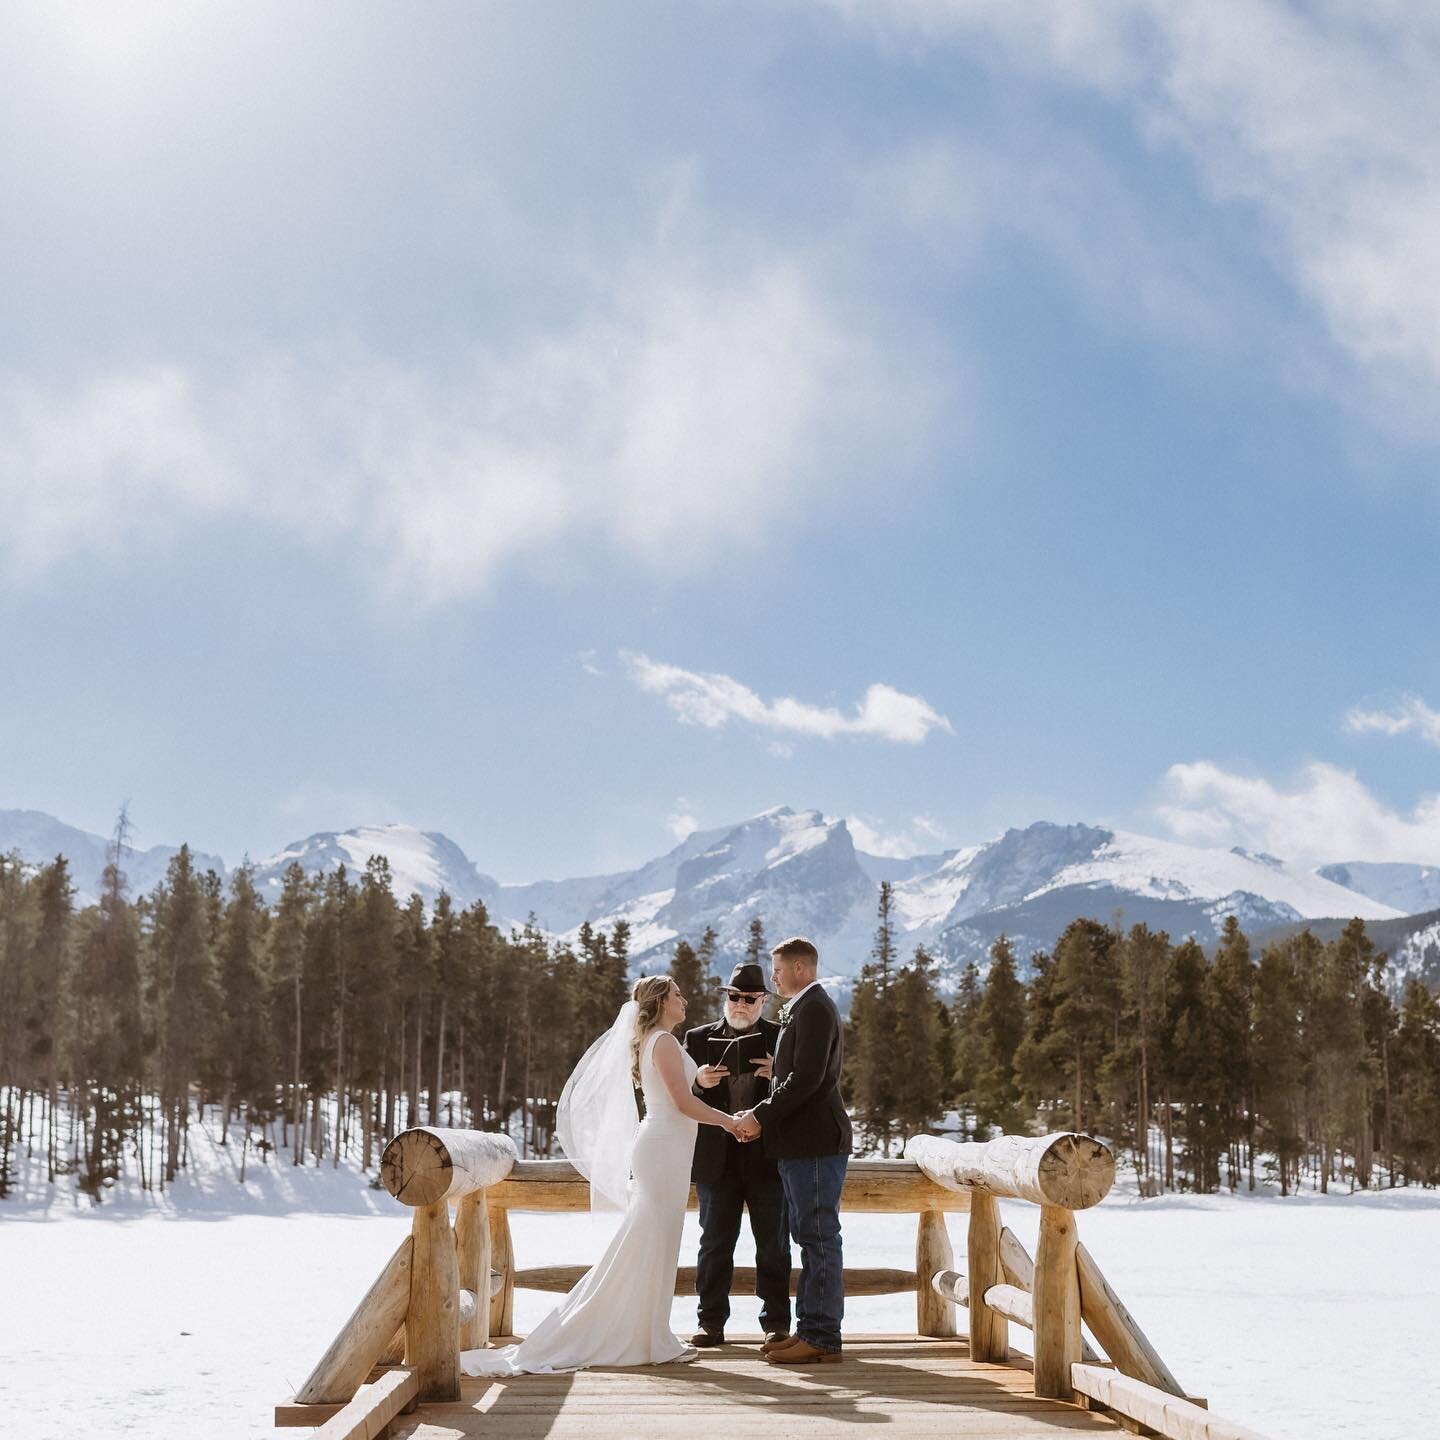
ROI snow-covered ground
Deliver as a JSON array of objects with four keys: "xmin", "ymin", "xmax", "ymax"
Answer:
[{"xmin": 2, "ymin": 1129, "xmax": 1436, "ymax": 1440}]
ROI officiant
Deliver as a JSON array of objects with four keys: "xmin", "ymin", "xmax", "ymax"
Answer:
[{"xmin": 682, "ymin": 961, "xmax": 792, "ymax": 1348}]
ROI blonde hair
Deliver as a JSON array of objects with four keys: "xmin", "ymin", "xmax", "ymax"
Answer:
[{"xmin": 630, "ymin": 974, "xmax": 675, "ymax": 1084}]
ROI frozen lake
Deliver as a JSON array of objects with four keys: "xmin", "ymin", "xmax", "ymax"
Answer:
[{"xmin": 2, "ymin": 1137, "xmax": 1436, "ymax": 1440}]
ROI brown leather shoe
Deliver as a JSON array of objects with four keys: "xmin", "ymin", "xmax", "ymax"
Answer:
[
  {"xmin": 766, "ymin": 1339, "xmax": 842, "ymax": 1365},
  {"xmin": 760, "ymin": 1332, "xmax": 795, "ymax": 1354}
]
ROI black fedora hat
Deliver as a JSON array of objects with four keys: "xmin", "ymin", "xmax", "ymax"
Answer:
[{"xmin": 720, "ymin": 961, "xmax": 773, "ymax": 995}]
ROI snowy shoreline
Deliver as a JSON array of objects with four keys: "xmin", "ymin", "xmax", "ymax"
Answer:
[{"xmin": 4, "ymin": 1132, "xmax": 1437, "ymax": 1440}]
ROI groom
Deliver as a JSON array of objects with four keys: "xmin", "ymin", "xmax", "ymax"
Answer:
[{"xmin": 734, "ymin": 936, "xmax": 852, "ymax": 1365}]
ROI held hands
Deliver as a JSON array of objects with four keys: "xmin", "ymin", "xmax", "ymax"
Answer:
[
  {"xmin": 696, "ymin": 1063, "xmax": 729, "ymax": 1090},
  {"xmin": 731, "ymin": 1110, "xmax": 762, "ymax": 1143}
]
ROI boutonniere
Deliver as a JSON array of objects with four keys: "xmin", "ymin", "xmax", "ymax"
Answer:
[{"xmin": 777, "ymin": 1001, "xmax": 794, "ymax": 1029}]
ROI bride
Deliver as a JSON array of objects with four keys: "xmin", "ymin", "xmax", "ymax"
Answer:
[{"xmin": 461, "ymin": 974, "xmax": 744, "ymax": 1375}]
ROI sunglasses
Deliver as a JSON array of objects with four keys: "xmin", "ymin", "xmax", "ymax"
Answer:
[{"xmin": 723, "ymin": 990, "xmax": 766, "ymax": 1004}]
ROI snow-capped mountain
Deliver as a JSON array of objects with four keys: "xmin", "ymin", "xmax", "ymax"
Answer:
[
  {"xmin": 0, "ymin": 809, "xmax": 227, "ymax": 905},
  {"xmin": 250, "ymin": 825, "xmax": 499, "ymax": 909},
  {"xmin": 1315, "ymin": 862, "xmax": 1440, "ymax": 916},
  {"xmin": 1394, "ymin": 916, "xmax": 1440, "ymax": 993},
  {"xmin": 3, "ymin": 805, "xmax": 1429, "ymax": 995}
]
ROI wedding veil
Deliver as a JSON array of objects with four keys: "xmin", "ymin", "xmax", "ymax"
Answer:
[{"xmin": 554, "ymin": 999, "xmax": 641, "ymax": 1212}]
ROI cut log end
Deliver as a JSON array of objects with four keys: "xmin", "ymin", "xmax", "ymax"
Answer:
[
  {"xmin": 379, "ymin": 1127, "xmax": 518, "ymax": 1206},
  {"xmin": 380, "ymin": 1130, "xmax": 452, "ymax": 1207},
  {"xmin": 1035, "ymin": 1134, "xmax": 1116, "ymax": 1210}
]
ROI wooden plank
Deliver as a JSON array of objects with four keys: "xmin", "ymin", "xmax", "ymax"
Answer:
[
  {"xmin": 908, "ymin": 1133, "xmax": 1115, "ymax": 1209},
  {"xmin": 1071, "ymin": 1364, "xmax": 1271, "ymax": 1440},
  {"xmin": 486, "ymin": 1158, "xmax": 969, "ymax": 1213},
  {"xmin": 311, "ymin": 1368, "xmax": 419, "ymax": 1440},
  {"xmin": 379, "ymin": 1128, "xmax": 517, "ymax": 1205},
  {"xmin": 1000, "ymin": 1225, "xmax": 1035, "ymax": 1289},
  {"xmin": 966, "ymin": 1189, "xmax": 1007, "ymax": 1362},
  {"xmin": 916, "ymin": 1208, "xmax": 958, "ymax": 1337},
  {"xmin": 454, "ymin": 1190, "xmax": 492, "ymax": 1350},
  {"xmin": 489, "ymin": 1205, "xmax": 515, "ymax": 1336},
  {"xmin": 1032, "ymin": 1203, "xmax": 1081, "ymax": 1400},
  {"xmin": 274, "ymin": 1400, "xmax": 344, "ymax": 1427},
  {"xmin": 1076, "ymin": 1241, "xmax": 1184, "ymax": 1397},
  {"xmin": 295, "ymin": 1236, "xmax": 414, "ymax": 1405},
  {"xmin": 404, "ymin": 1201, "xmax": 460, "ymax": 1402}
]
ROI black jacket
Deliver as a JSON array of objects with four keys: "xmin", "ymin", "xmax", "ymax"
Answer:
[
  {"xmin": 750, "ymin": 984, "xmax": 852, "ymax": 1160},
  {"xmin": 683, "ymin": 1017, "xmax": 781, "ymax": 1185}
]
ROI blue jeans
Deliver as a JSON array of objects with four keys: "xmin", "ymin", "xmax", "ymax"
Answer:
[
  {"xmin": 696, "ymin": 1172, "xmax": 791, "ymax": 1335},
  {"xmin": 777, "ymin": 1154, "xmax": 846, "ymax": 1352}
]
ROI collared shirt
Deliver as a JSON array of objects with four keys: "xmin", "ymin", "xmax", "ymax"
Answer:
[{"xmin": 783, "ymin": 977, "xmax": 824, "ymax": 1014}]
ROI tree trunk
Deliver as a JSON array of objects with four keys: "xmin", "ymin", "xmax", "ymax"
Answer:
[{"xmin": 434, "ymin": 994, "xmax": 448, "ymax": 1128}]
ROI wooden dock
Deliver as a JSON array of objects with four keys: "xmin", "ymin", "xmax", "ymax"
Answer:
[
  {"xmin": 276, "ymin": 1129, "xmax": 1272, "ymax": 1440},
  {"xmin": 364, "ymin": 1336, "xmax": 1119, "ymax": 1439}
]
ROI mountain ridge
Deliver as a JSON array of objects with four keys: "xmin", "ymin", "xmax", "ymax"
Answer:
[{"xmin": 4, "ymin": 804, "xmax": 1433, "ymax": 992}]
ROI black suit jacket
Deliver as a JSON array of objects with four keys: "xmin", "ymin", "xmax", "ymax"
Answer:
[
  {"xmin": 683, "ymin": 1018, "xmax": 781, "ymax": 1185},
  {"xmin": 751, "ymin": 984, "xmax": 852, "ymax": 1160}
]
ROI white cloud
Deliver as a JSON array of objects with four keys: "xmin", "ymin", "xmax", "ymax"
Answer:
[
  {"xmin": 1156, "ymin": 759, "xmax": 1440, "ymax": 866},
  {"xmin": 666, "ymin": 803, "xmax": 700, "ymax": 843},
  {"xmin": 848, "ymin": 813, "xmax": 950, "ymax": 859},
  {"xmin": 828, "ymin": 1, "xmax": 1440, "ymax": 421},
  {"xmin": 1344, "ymin": 695, "xmax": 1440, "ymax": 747},
  {"xmin": 623, "ymin": 652, "xmax": 953, "ymax": 745},
  {"xmin": 0, "ymin": 263, "xmax": 938, "ymax": 601}
]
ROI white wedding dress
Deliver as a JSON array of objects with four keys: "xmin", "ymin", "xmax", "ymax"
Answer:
[{"xmin": 460, "ymin": 1028, "xmax": 700, "ymax": 1375}]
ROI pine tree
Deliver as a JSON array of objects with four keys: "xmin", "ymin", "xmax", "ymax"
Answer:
[
  {"xmin": 215, "ymin": 865, "xmax": 271, "ymax": 1173},
  {"xmin": 668, "ymin": 939, "xmax": 711, "ymax": 1025},
  {"xmin": 1208, "ymin": 915, "xmax": 1254, "ymax": 1189},
  {"xmin": 60, "ymin": 812, "xmax": 144, "ymax": 1198},
  {"xmin": 973, "ymin": 935, "xmax": 1027, "ymax": 1136},
  {"xmin": 950, "ymin": 960, "xmax": 983, "ymax": 1136},
  {"xmin": 1311, "ymin": 926, "xmax": 1368, "ymax": 1191},
  {"xmin": 1161, "ymin": 936, "xmax": 1217, "ymax": 1190},
  {"xmin": 745, "ymin": 916, "xmax": 766, "ymax": 967},
  {"xmin": 1252, "ymin": 937, "xmax": 1304, "ymax": 1194},
  {"xmin": 1118, "ymin": 924, "xmax": 1168, "ymax": 1188},
  {"xmin": 847, "ymin": 884, "xmax": 900, "ymax": 1152},
  {"xmin": 0, "ymin": 853, "xmax": 29, "ymax": 1197},
  {"xmin": 1392, "ymin": 978, "xmax": 1440, "ymax": 1185},
  {"xmin": 892, "ymin": 945, "xmax": 945, "ymax": 1140},
  {"xmin": 147, "ymin": 845, "xmax": 219, "ymax": 1183},
  {"xmin": 267, "ymin": 863, "xmax": 311, "ymax": 1164},
  {"xmin": 1047, "ymin": 918, "xmax": 1121, "ymax": 1136},
  {"xmin": 692, "ymin": 926, "xmax": 721, "ymax": 1025},
  {"xmin": 1016, "ymin": 948, "xmax": 1061, "ymax": 1121},
  {"xmin": 607, "ymin": 920, "xmax": 633, "ymax": 1009}
]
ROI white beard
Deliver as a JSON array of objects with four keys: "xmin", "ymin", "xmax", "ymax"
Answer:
[{"xmin": 724, "ymin": 1006, "xmax": 759, "ymax": 1031}]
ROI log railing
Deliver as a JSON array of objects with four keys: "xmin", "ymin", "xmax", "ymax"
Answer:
[
  {"xmin": 277, "ymin": 1124, "xmax": 1271, "ymax": 1440},
  {"xmin": 906, "ymin": 1132, "xmax": 1271, "ymax": 1439}
]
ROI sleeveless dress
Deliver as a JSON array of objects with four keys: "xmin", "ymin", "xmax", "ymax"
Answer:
[{"xmin": 460, "ymin": 1029, "xmax": 700, "ymax": 1374}]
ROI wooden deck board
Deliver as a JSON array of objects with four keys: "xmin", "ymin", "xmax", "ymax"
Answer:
[{"xmin": 371, "ymin": 1336, "xmax": 1119, "ymax": 1439}]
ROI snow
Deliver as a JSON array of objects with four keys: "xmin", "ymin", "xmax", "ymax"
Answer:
[
  {"xmin": 560, "ymin": 888, "xmax": 677, "ymax": 958},
  {"xmin": 889, "ymin": 845, "xmax": 983, "ymax": 930},
  {"xmin": 335, "ymin": 825, "xmax": 446, "ymax": 895},
  {"xmin": 3, "ymin": 1126, "xmax": 1436, "ymax": 1440},
  {"xmin": 1395, "ymin": 918, "xmax": 1440, "ymax": 986},
  {"xmin": 1033, "ymin": 830, "xmax": 1404, "ymax": 921}
]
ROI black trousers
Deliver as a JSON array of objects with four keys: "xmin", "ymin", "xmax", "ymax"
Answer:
[{"xmin": 695, "ymin": 1165, "xmax": 791, "ymax": 1335}]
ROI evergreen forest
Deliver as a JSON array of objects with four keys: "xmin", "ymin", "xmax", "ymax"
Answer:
[{"xmin": 2, "ymin": 832, "xmax": 1437, "ymax": 1202}]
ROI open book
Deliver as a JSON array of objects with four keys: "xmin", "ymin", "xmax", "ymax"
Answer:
[{"xmin": 707, "ymin": 1030, "xmax": 767, "ymax": 1075}]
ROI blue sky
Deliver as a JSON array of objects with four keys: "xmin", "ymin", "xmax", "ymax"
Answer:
[{"xmin": 3, "ymin": 1, "xmax": 1439, "ymax": 880}]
